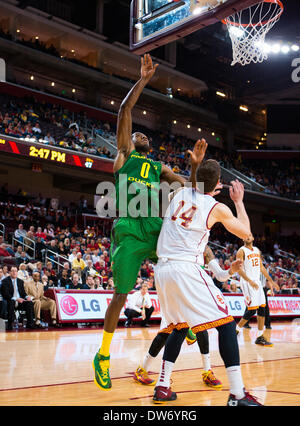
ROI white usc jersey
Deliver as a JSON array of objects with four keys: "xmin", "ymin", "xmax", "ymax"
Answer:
[
  {"xmin": 240, "ymin": 246, "xmax": 261, "ymax": 286},
  {"xmin": 239, "ymin": 246, "xmax": 265, "ymax": 308},
  {"xmin": 156, "ymin": 187, "xmax": 219, "ymax": 265}
]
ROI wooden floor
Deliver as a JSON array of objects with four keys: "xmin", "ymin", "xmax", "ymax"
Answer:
[{"xmin": 1, "ymin": 320, "xmax": 300, "ymax": 406}]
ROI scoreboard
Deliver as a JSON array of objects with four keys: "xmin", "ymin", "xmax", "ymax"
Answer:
[{"xmin": 0, "ymin": 136, "xmax": 113, "ymax": 174}]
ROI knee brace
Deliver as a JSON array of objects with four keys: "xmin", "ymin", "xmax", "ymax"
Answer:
[
  {"xmin": 243, "ymin": 308, "xmax": 257, "ymax": 321},
  {"xmin": 257, "ymin": 306, "xmax": 265, "ymax": 317},
  {"xmin": 149, "ymin": 332, "xmax": 168, "ymax": 357}
]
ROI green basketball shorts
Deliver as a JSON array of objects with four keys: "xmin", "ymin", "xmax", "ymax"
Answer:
[{"xmin": 110, "ymin": 216, "xmax": 162, "ymax": 294}]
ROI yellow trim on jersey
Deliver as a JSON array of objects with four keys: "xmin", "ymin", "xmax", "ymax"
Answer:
[{"xmin": 191, "ymin": 315, "xmax": 234, "ymax": 333}]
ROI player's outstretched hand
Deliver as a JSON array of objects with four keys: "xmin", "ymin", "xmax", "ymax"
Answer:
[
  {"xmin": 210, "ymin": 181, "xmax": 223, "ymax": 197},
  {"xmin": 141, "ymin": 54, "xmax": 159, "ymax": 80},
  {"xmin": 229, "ymin": 179, "xmax": 244, "ymax": 203},
  {"xmin": 187, "ymin": 138, "xmax": 207, "ymax": 167},
  {"xmin": 229, "ymin": 259, "xmax": 243, "ymax": 275}
]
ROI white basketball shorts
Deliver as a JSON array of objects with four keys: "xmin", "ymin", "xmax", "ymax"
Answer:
[
  {"xmin": 154, "ymin": 259, "xmax": 234, "ymax": 334},
  {"xmin": 240, "ymin": 279, "xmax": 266, "ymax": 310}
]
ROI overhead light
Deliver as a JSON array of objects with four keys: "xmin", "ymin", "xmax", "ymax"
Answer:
[
  {"xmin": 192, "ymin": 7, "xmax": 204, "ymax": 16},
  {"xmin": 142, "ymin": 110, "xmax": 147, "ymax": 115},
  {"xmin": 229, "ymin": 26, "xmax": 245, "ymax": 38},
  {"xmin": 71, "ymin": 49, "xmax": 75, "ymax": 53},
  {"xmin": 216, "ymin": 91, "xmax": 226, "ymax": 98},
  {"xmin": 281, "ymin": 45, "xmax": 290, "ymax": 54},
  {"xmin": 35, "ymin": 36, "xmax": 39, "ymax": 40},
  {"xmin": 110, "ymin": 100, "xmax": 115, "ymax": 105},
  {"xmin": 291, "ymin": 44, "xmax": 300, "ymax": 52},
  {"xmin": 271, "ymin": 43, "xmax": 281, "ymax": 54},
  {"xmin": 239, "ymin": 105, "xmax": 248, "ymax": 112},
  {"xmin": 30, "ymin": 75, "xmax": 34, "ymax": 80},
  {"xmin": 187, "ymin": 124, "xmax": 191, "ymax": 129},
  {"xmin": 16, "ymin": 29, "xmax": 20, "ymax": 33},
  {"xmin": 198, "ymin": 128, "xmax": 201, "ymax": 132},
  {"xmin": 262, "ymin": 43, "xmax": 271, "ymax": 53},
  {"xmin": 173, "ymin": 120, "xmax": 177, "ymax": 124},
  {"xmin": 212, "ymin": 132, "xmax": 215, "ymax": 136},
  {"xmin": 72, "ymin": 88, "xmax": 76, "ymax": 93},
  {"xmin": 51, "ymin": 82, "xmax": 55, "ymax": 86}
]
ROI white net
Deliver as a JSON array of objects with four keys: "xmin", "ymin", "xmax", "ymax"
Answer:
[{"xmin": 223, "ymin": 0, "xmax": 284, "ymax": 66}]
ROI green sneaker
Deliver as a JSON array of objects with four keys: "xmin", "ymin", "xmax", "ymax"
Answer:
[
  {"xmin": 185, "ymin": 328, "xmax": 197, "ymax": 346},
  {"xmin": 93, "ymin": 352, "xmax": 112, "ymax": 391}
]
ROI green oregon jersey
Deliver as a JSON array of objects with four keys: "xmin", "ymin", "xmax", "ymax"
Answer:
[{"xmin": 115, "ymin": 150, "xmax": 162, "ymax": 218}]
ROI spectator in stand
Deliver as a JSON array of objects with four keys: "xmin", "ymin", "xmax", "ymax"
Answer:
[
  {"xmin": 14, "ymin": 224, "xmax": 27, "ymax": 242},
  {"xmin": 41, "ymin": 275, "xmax": 49, "ymax": 290},
  {"xmin": 17, "ymin": 263, "xmax": 30, "ymax": 281},
  {"xmin": 69, "ymin": 273, "xmax": 82, "ymax": 290},
  {"xmin": 35, "ymin": 237, "xmax": 46, "ymax": 261},
  {"xmin": 82, "ymin": 259, "xmax": 98, "ymax": 284},
  {"xmin": 32, "ymin": 122, "xmax": 42, "ymax": 136},
  {"xmin": 43, "ymin": 132, "xmax": 55, "ymax": 145},
  {"xmin": 68, "ymin": 248, "xmax": 78, "ymax": 263},
  {"xmin": 0, "ymin": 243, "xmax": 11, "ymax": 257},
  {"xmin": 94, "ymin": 276, "xmax": 104, "ymax": 290},
  {"xmin": 16, "ymin": 250, "xmax": 31, "ymax": 266},
  {"xmin": 1, "ymin": 266, "xmax": 35, "ymax": 330},
  {"xmin": 24, "ymin": 271, "xmax": 57, "ymax": 327},
  {"xmin": 99, "ymin": 269, "xmax": 108, "ymax": 288},
  {"xmin": 58, "ymin": 269, "xmax": 72, "ymax": 288},
  {"xmin": 72, "ymin": 252, "xmax": 86, "ymax": 275},
  {"xmin": 44, "ymin": 261, "xmax": 58, "ymax": 286},
  {"xmin": 83, "ymin": 275, "xmax": 95, "ymax": 290},
  {"xmin": 106, "ymin": 278, "xmax": 114, "ymax": 290}
]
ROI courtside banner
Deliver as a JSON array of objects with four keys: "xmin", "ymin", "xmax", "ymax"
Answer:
[
  {"xmin": 54, "ymin": 290, "xmax": 161, "ymax": 322},
  {"xmin": 223, "ymin": 294, "xmax": 300, "ymax": 317},
  {"xmin": 50, "ymin": 290, "xmax": 300, "ymax": 322}
]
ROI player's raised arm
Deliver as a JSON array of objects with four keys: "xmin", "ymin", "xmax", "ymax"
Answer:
[
  {"xmin": 115, "ymin": 54, "xmax": 159, "ymax": 165},
  {"xmin": 208, "ymin": 180, "xmax": 251, "ymax": 240}
]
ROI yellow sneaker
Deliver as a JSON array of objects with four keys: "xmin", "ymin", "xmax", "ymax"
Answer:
[
  {"xmin": 134, "ymin": 366, "xmax": 156, "ymax": 386},
  {"xmin": 93, "ymin": 353, "xmax": 112, "ymax": 391},
  {"xmin": 202, "ymin": 369, "xmax": 222, "ymax": 389}
]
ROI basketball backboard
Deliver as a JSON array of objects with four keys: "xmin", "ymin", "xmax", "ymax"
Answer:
[{"xmin": 130, "ymin": 0, "xmax": 263, "ymax": 55}]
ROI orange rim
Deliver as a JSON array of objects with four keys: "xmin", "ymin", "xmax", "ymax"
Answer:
[{"xmin": 222, "ymin": 0, "xmax": 284, "ymax": 28}]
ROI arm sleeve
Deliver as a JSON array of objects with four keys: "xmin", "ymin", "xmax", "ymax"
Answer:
[{"xmin": 208, "ymin": 259, "xmax": 231, "ymax": 282}]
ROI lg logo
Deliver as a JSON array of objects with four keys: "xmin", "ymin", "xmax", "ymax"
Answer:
[{"xmin": 291, "ymin": 58, "xmax": 300, "ymax": 83}]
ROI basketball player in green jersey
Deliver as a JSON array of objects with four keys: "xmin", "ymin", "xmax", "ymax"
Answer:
[{"xmin": 93, "ymin": 54, "xmax": 208, "ymax": 391}]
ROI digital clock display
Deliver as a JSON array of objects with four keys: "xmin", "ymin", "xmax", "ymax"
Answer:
[
  {"xmin": 29, "ymin": 146, "xmax": 66, "ymax": 163},
  {"xmin": 0, "ymin": 136, "xmax": 114, "ymax": 174}
]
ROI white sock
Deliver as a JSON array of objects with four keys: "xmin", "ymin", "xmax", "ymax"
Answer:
[
  {"xmin": 236, "ymin": 325, "xmax": 242, "ymax": 332},
  {"xmin": 226, "ymin": 366, "xmax": 245, "ymax": 400},
  {"xmin": 142, "ymin": 352, "xmax": 154, "ymax": 371},
  {"xmin": 157, "ymin": 359, "xmax": 174, "ymax": 388},
  {"xmin": 257, "ymin": 329, "xmax": 264, "ymax": 337},
  {"xmin": 201, "ymin": 353, "xmax": 211, "ymax": 372}
]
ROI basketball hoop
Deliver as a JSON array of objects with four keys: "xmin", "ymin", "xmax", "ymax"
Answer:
[{"xmin": 222, "ymin": 0, "xmax": 284, "ymax": 66}]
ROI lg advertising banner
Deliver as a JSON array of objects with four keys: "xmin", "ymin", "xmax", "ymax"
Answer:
[
  {"xmin": 55, "ymin": 290, "xmax": 161, "ymax": 322},
  {"xmin": 52, "ymin": 290, "xmax": 300, "ymax": 323}
]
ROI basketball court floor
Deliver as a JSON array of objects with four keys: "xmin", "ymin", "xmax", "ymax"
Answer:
[{"xmin": 1, "ymin": 320, "xmax": 299, "ymax": 406}]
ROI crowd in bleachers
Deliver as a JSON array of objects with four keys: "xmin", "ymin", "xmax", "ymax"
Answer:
[
  {"xmin": 0, "ymin": 193, "xmax": 299, "ymax": 299},
  {"xmin": 1, "ymin": 90, "xmax": 299, "ymax": 200},
  {"xmin": 0, "ymin": 93, "xmax": 115, "ymax": 159}
]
